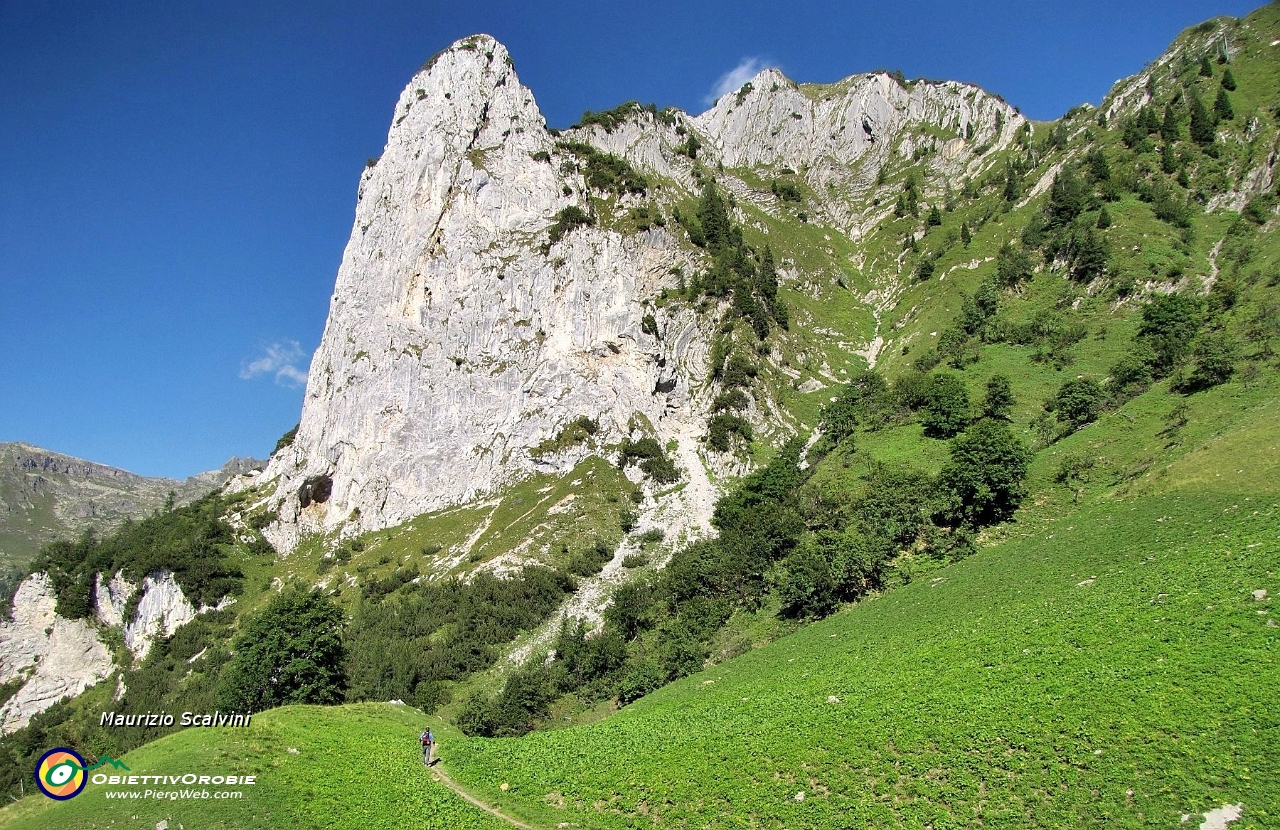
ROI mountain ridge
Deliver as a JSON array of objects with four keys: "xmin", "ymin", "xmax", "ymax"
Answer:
[{"xmin": 0, "ymin": 442, "xmax": 262, "ymax": 573}]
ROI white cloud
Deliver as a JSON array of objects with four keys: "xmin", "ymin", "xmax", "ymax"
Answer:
[
  {"xmin": 704, "ymin": 57, "xmax": 775, "ymax": 108},
  {"xmin": 241, "ymin": 341, "xmax": 309, "ymax": 388}
]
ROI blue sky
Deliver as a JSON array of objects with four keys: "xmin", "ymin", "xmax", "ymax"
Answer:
[{"xmin": 0, "ymin": 0, "xmax": 1264, "ymax": 478}]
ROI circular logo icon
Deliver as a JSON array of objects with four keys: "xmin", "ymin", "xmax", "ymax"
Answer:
[{"xmin": 35, "ymin": 748, "xmax": 87, "ymax": 800}]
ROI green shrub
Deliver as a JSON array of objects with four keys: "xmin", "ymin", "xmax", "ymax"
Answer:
[
  {"xmin": 1138, "ymin": 293, "xmax": 1203, "ymax": 375},
  {"xmin": 532, "ymin": 415, "xmax": 599, "ymax": 457},
  {"xmin": 707, "ymin": 413, "xmax": 753, "ymax": 451},
  {"xmin": 771, "ymin": 179, "xmax": 803, "ymax": 202},
  {"xmin": 217, "ymin": 588, "xmax": 347, "ymax": 712},
  {"xmin": 1182, "ymin": 333, "xmax": 1237, "ymax": 391},
  {"xmin": 556, "ymin": 141, "xmax": 648, "ymax": 196},
  {"xmin": 712, "ymin": 389, "xmax": 750, "ymax": 412},
  {"xmin": 635, "ymin": 528, "xmax": 665, "ymax": 546},
  {"xmin": 922, "ymin": 373, "xmax": 971, "ymax": 438},
  {"xmin": 936, "ymin": 420, "xmax": 1031, "ymax": 528},
  {"xmin": 641, "ymin": 453, "xmax": 680, "ymax": 484},
  {"xmin": 273, "ymin": 424, "xmax": 299, "ymax": 454},
  {"xmin": 994, "ymin": 242, "xmax": 1035, "ymax": 288},
  {"xmin": 1050, "ymin": 378, "xmax": 1105, "ymax": 427},
  {"xmin": 547, "ymin": 205, "xmax": 594, "ymax": 245},
  {"xmin": 982, "ymin": 374, "xmax": 1015, "ymax": 421},
  {"xmin": 573, "ymin": 101, "xmax": 653, "ymax": 133},
  {"xmin": 721, "ymin": 354, "xmax": 757, "ymax": 388}
]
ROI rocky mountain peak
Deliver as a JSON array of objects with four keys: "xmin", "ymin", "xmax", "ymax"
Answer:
[
  {"xmin": 258, "ymin": 36, "xmax": 713, "ymax": 552},
  {"xmin": 696, "ymin": 66, "xmax": 1024, "ymax": 186},
  {"xmin": 253, "ymin": 35, "xmax": 1033, "ymax": 553}
]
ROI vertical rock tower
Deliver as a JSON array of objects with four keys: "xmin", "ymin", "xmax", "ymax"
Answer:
[{"xmin": 261, "ymin": 36, "xmax": 702, "ymax": 551}]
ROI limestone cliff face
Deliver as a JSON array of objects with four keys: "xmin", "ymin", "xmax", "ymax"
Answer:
[
  {"xmin": 93, "ymin": 570, "xmax": 135, "ymax": 628},
  {"xmin": 0, "ymin": 567, "xmax": 218, "ymax": 731},
  {"xmin": 122, "ymin": 572, "xmax": 199, "ymax": 661},
  {"xmin": 0, "ymin": 573, "xmax": 113, "ymax": 734},
  {"xmin": 257, "ymin": 36, "xmax": 1023, "ymax": 551},
  {"xmin": 695, "ymin": 68, "xmax": 1022, "ymax": 232}
]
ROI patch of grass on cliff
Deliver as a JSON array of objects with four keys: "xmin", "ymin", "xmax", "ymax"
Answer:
[{"xmin": 271, "ymin": 456, "xmax": 636, "ymax": 604}]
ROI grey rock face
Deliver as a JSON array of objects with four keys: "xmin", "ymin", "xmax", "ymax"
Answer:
[
  {"xmin": 122, "ymin": 571, "xmax": 198, "ymax": 661},
  {"xmin": 0, "ymin": 567, "xmax": 215, "ymax": 730},
  {"xmin": 695, "ymin": 68, "xmax": 1021, "ymax": 231},
  {"xmin": 93, "ymin": 570, "xmax": 136, "ymax": 629},
  {"xmin": 0, "ymin": 573, "xmax": 114, "ymax": 734},
  {"xmin": 259, "ymin": 36, "xmax": 711, "ymax": 551}
]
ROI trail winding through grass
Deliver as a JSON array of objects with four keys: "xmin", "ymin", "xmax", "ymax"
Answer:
[{"xmin": 432, "ymin": 762, "xmax": 535, "ymax": 830}]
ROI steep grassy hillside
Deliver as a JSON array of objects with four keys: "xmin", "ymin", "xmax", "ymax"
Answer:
[
  {"xmin": 444, "ymin": 488, "xmax": 1278, "ymax": 829},
  {"xmin": 5, "ymin": 485, "xmax": 1273, "ymax": 829}
]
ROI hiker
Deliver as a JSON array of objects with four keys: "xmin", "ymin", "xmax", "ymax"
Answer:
[{"xmin": 420, "ymin": 727, "xmax": 435, "ymax": 765}]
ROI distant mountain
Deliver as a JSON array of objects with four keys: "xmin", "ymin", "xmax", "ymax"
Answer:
[{"xmin": 0, "ymin": 442, "xmax": 262, "ymax": 569}]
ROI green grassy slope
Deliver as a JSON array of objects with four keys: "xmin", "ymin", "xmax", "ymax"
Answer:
[
  {"xmin": 443, "ymin": 489, "xmax": 1278, "ymax": 829},
  {"xmin": 0, "ymin": 704, "xmax": 503, "ymax": 830}
]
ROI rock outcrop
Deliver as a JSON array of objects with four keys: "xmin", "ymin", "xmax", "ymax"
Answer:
[
  {"xmin": 122, "ymin": 572, "xmax": 199, "ymax": 661},
  {"xmin": 0, "ymin": 567, "xmax": 211, "ymax": 730},
  {"xmin": 93, "ymin": 570, "xmax": 136, "ymax": 628},
  {"xmin": 0, "ymin": 573, "xmax": 114, "ymax": 734}
]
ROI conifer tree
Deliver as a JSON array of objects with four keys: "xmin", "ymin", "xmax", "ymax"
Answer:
[
  {"xmin": 1086, "ymin": 147, "xmax": 1111, "ymax": 182},
  {"xmin": 1199, "ymin": 55, "xmax": 1214, "ymax": 77},
  {"xmin": 1072, "ymin": 226, "xmax": 1109, "ymax": 282},
  {"xmin": 1003, "ymin": 166, "xmax": 1020, "ymax": 202},
  {"xmin": 1142, "ymin": 106, "xmax": 1161, "ymax": 134},
  {"xmin": 1045, "ymin": 168, "xmax": 1087, "ymax": 229},
  {"xmin": 1161, "ymin": 142, "xmax": 1178, "ymax": 174},
  {"xmin": 960, "ymin": 221, "xmax": 971, "ymax": 246},
  {"xmin": 1221, "ymin": 68, "xmax": 1237, "ymax": 91},
  {"xmin": 756, "ymin": 246, "xmax": 779, "ymax": 306},
  {"xmin": 697, "ymin": 182, "xmax": 731, "ymax": 251},
  {"xmin": 1214, "ymin": 87, "xmax": 1234, "ymax": 121},
  {"xmin": 1160, "ymin": 103, "xmax": 1180, "ymax": 143},
  {"xmin": 904, "ymin": 173, "xmax": 920, "ymax": 217},
  {"xmin": 1188, "ymin": 92, "xmax": 1216, "ymax": 144},
  {"xmin": 1096, "ymin": 206, "xmax": 1112, "ymax": 229}
]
